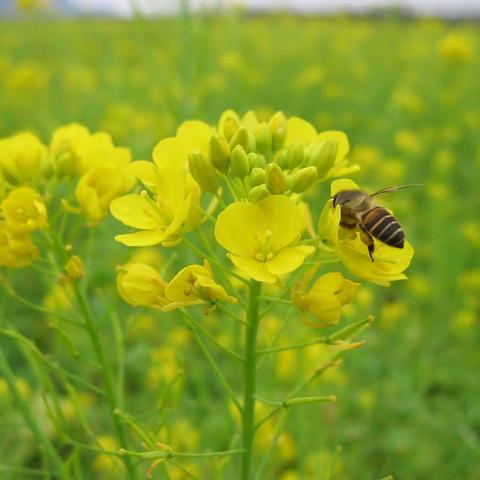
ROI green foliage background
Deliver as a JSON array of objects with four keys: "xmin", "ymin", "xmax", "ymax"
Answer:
[{"xmin": 1, "ymin": 10, "xmax": 479, "ymax": 479}]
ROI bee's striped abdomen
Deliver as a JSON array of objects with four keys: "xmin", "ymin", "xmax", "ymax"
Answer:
[{"xmin": 361, "ymin": 207, "xmax": 404, "ymax": 248}]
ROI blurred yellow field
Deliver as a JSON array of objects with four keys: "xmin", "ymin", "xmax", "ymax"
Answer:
[{"xmin": 0, "ymin": 7, "xmax": 479, "ymax": 480}]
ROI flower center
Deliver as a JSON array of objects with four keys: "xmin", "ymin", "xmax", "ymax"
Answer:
[{"xmin": 254, "ymin": 230, "xmax": 274, "ymax": 262}]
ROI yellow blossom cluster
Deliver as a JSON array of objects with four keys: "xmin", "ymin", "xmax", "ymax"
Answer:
[
  {"xmin": 112, "ymin": 109, "xmax": 414, "ymax": 326},
  {"xmin": 0, "ymin": 124, "xmax": 135, "ymax": 268}
]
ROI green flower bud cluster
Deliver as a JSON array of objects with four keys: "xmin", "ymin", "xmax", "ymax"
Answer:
[{"xmin": 186, "ymin": 109, "xmax": 354, "ymax": 202}]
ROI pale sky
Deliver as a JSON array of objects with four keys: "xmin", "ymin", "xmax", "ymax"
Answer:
[{"xmin": 69, "ymin": 0, "xmax": 480, "ymax": 16}]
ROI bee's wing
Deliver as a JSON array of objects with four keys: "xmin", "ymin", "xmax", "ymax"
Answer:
[{"xmin": 371, "ymin": 184, "xmax": 423, "ymax": 197}]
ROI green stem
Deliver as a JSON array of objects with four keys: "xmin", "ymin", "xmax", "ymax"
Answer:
[
  {"xmin": 182, "ymin": 311, "xmax": 242, "ymax": 413},
  {"xmin": 255, "ymin": 359, "xmax": 339, "ymax": 431},
  {"xmin": 240, "ymin": 280, "xmax": 262, "ymax": 480},
  {"xmin": 186, "ymin": 313, "xmax": 244, "ymax": 362},
  {"xmin": 0, "ymin": 350, "xmax": 63, "ymax": 477},
  {"xmin": 257, "ymin": 336, "xmax": 329, "ymax": 355},
  {"xmin": 216, "ymin": 304, "xmax": 249, "ymax": 326},
  {"xmin": 120, "ymin": 448, "xmax": 244, "ymax": 460},
  {"xmin": 74, "ymin": 286, "xmax": 138, "ymax": 479}
]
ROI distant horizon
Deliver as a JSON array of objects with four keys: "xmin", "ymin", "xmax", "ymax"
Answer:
[
  {"xmin": 69, "ymin": 0, "xmax": 480, "ymax": 17},
  {"xmin": 2, "ymin": 0, "xmax": 480, "ymax": 17}
]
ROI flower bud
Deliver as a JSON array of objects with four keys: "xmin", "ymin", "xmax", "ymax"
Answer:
[
  {"xmin": 229, "ymin": 126, "xmax": 248, "ymax": 150},
  {"xmin": 117, "ymin": 263, "xmax": 167, "ymax": 307},
  {"xmin": 229, "ymin": 127, "xmax": 256, "ymax": 153},
  {"xmin": 247, "ymin": 152, "xmax": 266, "ymax": 170},
  {"xmin": 248, "ymin": 184, "xmax": 271, "ymax": 203},
  {"xmin": 309, "ymin": 139, "xmax": 338, "ymax": 178},
  {"xmin": 230, "ymin": 145, "xmax": 250, "ymax": 178},
  {"xmin": 289, "ymin": 166, "xmax": 318, "ymax": 193},
  {"xmin": 188, "ymin": 151, "xmax": 219, "ymax": 193},
  {"xmin": 209, "ymin": 134, "xmax": 230, "ymax": 173},
  {"xmin": 286, "ymin": 142, "xmax": 304, "ymax": 169},
  {"xmin": 268, "ymin": 111, "xmax": 287, "ymax": 150},
  {"xmin": 253, "ymin": 122, "xmax": 272, "ymax": 153},
  {"xmin": 283, "ymin": 395, "xmax": 336, "ymax": 408},
  {"xmin": 250, "ymin": 167, "xmax": 266, "ymax": 187},
  {"xmin": 265, "ymin": 163, "xmax": 287, "ymax": 194},
  {"xmin": 65, "ymin": 255, "xmax": 85, "ymax": 279},
  {"xmin": 219, "ymin": 109, "xmax": 240, "ymax": 141}
]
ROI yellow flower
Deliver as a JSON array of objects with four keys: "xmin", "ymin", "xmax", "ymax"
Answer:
[
  {"xmin": 50, "ymin": 124, "xmax": 132, "ymax": 177},
  {"xmin": 117, "ymin": 262, "xmax": 168, "ymax": 307},
  {"xmin": 1, "ymin": 187, "xmax": 48, "ymax": 233},
  {"xmin": 76, "ymin": 163, "xmax": 134, "ymax": 224},
  {"xmin": 163, "ymin": 260, "xmax": 236, "ymax": 311},
  {"xmin": 292, "ymin": 271, "xmax": 360, "ymax": 327},
  {"xmin": 0, "ymin": 223, "xmax": 38, "ymax": 268},
  {"xmin": 65, "ymin": 255, "xmax": 85, "ymax": 279},
  {"xmin": 319, "ymin": 179, "xmax": 414, "ymax": 286},
  {"xmin": 215, "ymin": 195, "xmax": 315, "ymax": 283},
  {"xmin": 0, "ymin": 132, "xmax": 47, "ymax": 185},
  {"xmin": 49, "ymin": 123, "xmax": 91, "ymax": 176},
  {"xmin": 110, "ymin": 165, "xmax": 195, "ymax": 246}
]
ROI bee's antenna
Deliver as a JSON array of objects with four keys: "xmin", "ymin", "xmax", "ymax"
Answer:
[{"xmin": 371, "ymin": 184, "xmax": 423, "ymax": 197}]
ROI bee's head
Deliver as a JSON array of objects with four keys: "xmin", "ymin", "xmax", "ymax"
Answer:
[{"xmin": 331, "ymin": 190, "xmax": 366, "ymax": 209}]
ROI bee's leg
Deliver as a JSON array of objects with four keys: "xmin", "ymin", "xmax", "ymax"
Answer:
[{"xmin": 359, "ymin": 226, "xmax": 375, "ymax": 262}]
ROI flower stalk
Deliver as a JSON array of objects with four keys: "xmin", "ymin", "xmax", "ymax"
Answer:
[{"xmin": 240, "ymin": 280, "xmax": 262, "ymax": 480}]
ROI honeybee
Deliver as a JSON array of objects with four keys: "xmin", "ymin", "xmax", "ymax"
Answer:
[{"xmin": 332, "ymin": 185, "xmax": 421, "ymax": 262}]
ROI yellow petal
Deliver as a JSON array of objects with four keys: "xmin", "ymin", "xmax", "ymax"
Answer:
[
  {"xmin": 162, "ymin": 194, "xmax": 192, "ymax": 240},
  {"xmin": 176, "ymin": 120, "xmax": 212, "ymax": 153},
  {"xmin": 340, "ymin": 238, "xmax": 414, "ymax": 285},
  {"xmin": 330, "ymin": 163, "xmax": 361, "ymax": 178},
  {"xmin": 165, "ymin": 264, "xmax": 208, "ymax": 303},
  {"xmin": 129, "ymin": 161, "xmax": 157, "ymax": 188},
  {"xmin": 155, "ymin": 166, "xmax": 189, "ymax": 206},
  {"xmin": 330, "ymin": 178, "xmax": 360, "ymax": 196},
  {"xmin": 316, "ymin": 131, "xmax": 349, "ymax": 164},
  {"xmin": 285, "ymin": 117, "xmax": 317, "ymax": 146},
  {"xmin": 266, "ymin": 245, "xmax": 315, "ymax": 275},
  {"xmin": 114, "ymin": 230, "xmax": 167, "ymax": 247},
  {"xmin": 152, "ymin": 137, "xmax": 189, "ymax": 170},
  {"xmin": 162, "ymin": 299, "xmax": 204, "ymax": 312},
  {"xmin": 229, "ymin": 255, "xmax": 277, "ymax": 283},
  {"xmin": 257, "ymin": 195, "xmax": 302, "ymax": 251},
  {"xmin": 309, "ymin": 272, "xmax": 344, "ymax": 294},
  {"xmin": 215, "ymin": 202, "xmax": 262, "ymax": 256},
  {"xmin": 304, "ymin": 291, "xmax": 341, "ymax": 325},
  {"xmin": 195, "ymin": 274, "xmax": 236, "ymax": 303},
  {"xmin": 110, "ymin": 195, "xmax": 160, "ymax": 229}
]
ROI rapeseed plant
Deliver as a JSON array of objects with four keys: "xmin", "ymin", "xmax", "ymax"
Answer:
[{"xmin": 0, "ymin": 96, "xmax": 416, "ymax": 479}]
